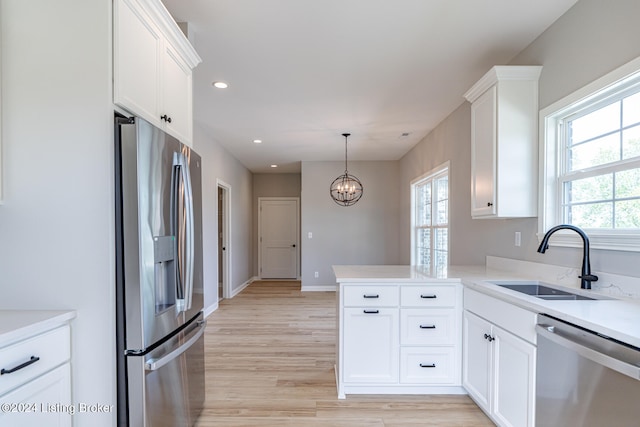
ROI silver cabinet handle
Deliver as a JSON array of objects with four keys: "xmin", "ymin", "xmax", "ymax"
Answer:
[
  {"xmin": 420, "ymin": 363, "xmax": 436, "ymax": 368},
  {"xmin": 420, "ymin": 294, "xmax": 437, "ymax": 299},
  {"xmin": 363, "ymin": 294, "xmax": 379, "ymax": 299},
  {"xmin": 363, "ymin": 310, "xmax": 379, "ymax": 314},
  {"xmin": 420, "ymin": 324, "xmax": 436, "ymax": 329}
]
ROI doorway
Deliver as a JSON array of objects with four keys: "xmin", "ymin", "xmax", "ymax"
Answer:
[
  {"xmin": 258, "ymin": 198, "xmax": 300, "ymax": 279},
  {"xmin": 217, "ymin": 180, "xmax": 231, "ymax": 300}
]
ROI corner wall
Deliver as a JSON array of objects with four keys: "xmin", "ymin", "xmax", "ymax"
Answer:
[
  {"xmin": 193, "ymin": 124, "xmax": 254, "ymax": 311},
  {"xmin": 0, "ymin": 1, "xmax": 115, "ymax": 425}
]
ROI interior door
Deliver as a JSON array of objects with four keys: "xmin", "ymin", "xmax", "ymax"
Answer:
[{"xmin": 259, "ymin": 198, "xmax": 299, "ymax": 279}]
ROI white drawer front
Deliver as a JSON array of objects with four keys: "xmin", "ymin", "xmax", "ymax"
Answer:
[
  {"xmin": 343, "ymin": 285, "xmax": 399, "ymax": 307},
  {"xmin": 400, "ymin": 285, "xmax": 457, "ymax": 307},
  {"xmin": 401, "ymin": 309, "xmax": 455, "ymax": 346},
  {"xmin": 0, "ymin": 326, "xmax": 70, "ymax": 396},
  {"xmin": 464, "ymin": 288, "xmax": 537, "ymax": 344},
  {"xmin": 400, "ymin": 347, "xmax": 457, "ymax": 384}
]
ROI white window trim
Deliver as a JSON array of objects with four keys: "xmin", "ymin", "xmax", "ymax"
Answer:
[
  {"xmin": 410, "ymin": 161, "xmax": 450, "ymax": 266},
  {"xmin": 539, "ymin": 56, "xmax": 640, "ymax": 252}
]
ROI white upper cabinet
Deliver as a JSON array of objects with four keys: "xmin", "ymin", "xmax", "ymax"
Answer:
[
  {"xmin": 113, "ymin": 0, "xmax": 201, "ymax": 146},
  {"xmin": 464, "ymin": 66, "xmax": 542, "ymax": 219}
]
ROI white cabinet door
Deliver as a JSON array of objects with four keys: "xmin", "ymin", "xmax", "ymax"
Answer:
[
  {"xmin": 113, "ymin": 0, "xmax": 200, "ymax": 146},
  {"xmin": 343, "ymin": 307, "xmax": 398, "ymax": 383},
  {"xmin": 113, "ymin": 0, "xmax": 162, "ymax": 128},
  {"xmin": 462, "ymin": 310, "xmax": 492, "ymax": 412},
  {"xmin": 465, "ymin": 66, "xmax": 541, "ymax": 218},
  {"xmin": 161, "ymin": 42, "xmax": 193, "ymax": 144},
  {"xmin": 493, "ymin": 327, "xmax": 536, "ymax": 427},
  {"xmin": 470, "ymin": 86, "xmax": 497, "ymax": 217},
  {"xmin": 0, "ymin": 364, "xmax": 71, "ymax": 427}
]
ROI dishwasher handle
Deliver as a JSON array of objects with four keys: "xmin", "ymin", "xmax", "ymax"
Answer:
[{"xmin": 536, "ymin": 324, "xmax": 640, "ymax": 380}]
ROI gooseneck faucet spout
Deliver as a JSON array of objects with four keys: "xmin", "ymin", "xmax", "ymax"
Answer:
[{"xmin": 537, "ymin": 224, "xmax": 598, "ymax": 290}]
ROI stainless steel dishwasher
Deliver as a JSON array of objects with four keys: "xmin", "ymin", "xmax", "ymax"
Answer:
[{"xmin": 536, "ymin": 314, "xmax": 640, "ymax": 426}]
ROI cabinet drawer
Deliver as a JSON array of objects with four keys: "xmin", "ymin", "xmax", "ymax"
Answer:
[
  {"xmin": 0, "ymin": 326, "xmax": 70, "ymax": 396},
  {"xmin": 343, "ymin": 285, "xmax": 399, "ymax": 307},
  {"xmin": 400, "ymin": 285, "xmax": 457, "ymax": 307},
  {"xmin": 400, "ymin": 347, "xmax": 458, "ymax": 384},
  {"xmin": 400, "ymin": 309, "xmax": 456, "ymax": 346},
  {"xmin": 464, "ymin": 288, "xmax": 537, "ymax": 344}
]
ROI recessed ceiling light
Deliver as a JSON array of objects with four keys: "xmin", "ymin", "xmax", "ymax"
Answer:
[
  {"xmin": 253, "ymin": 139, "xmax": 263, "ymax": 144},
  {"xmin": 212, "ymin": 81, "xmax": 229, "ymax": 89},
  {"xmin": 270, "ymin": 164, "xmax": 278, "ymax": 168}
]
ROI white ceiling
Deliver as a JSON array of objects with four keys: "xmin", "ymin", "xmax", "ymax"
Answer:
[{"xmin": 162, "ymin": 0, "xmax": 578, "ymax": 173}]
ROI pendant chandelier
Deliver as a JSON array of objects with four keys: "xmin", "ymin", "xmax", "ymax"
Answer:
[{"xmin": 329, "ymin": 133, "xmax": 363, "ymax": 207}]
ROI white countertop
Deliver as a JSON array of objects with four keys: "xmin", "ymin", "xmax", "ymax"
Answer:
[
  {"xmin": 0, "ymin": 310, "xmax": 76, "ymax": 348},
  {"xmin": 333, "ymin": 264, "xmax": 640, "ymax": 349}
]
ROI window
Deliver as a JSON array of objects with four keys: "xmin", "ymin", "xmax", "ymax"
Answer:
[
  {"xmin": 411, "ymin": 162, "xmax": 449, "ymax": 274},
  {"xmin": 540, "ymin": 57, "xmax": 640, "ymax": 251}
]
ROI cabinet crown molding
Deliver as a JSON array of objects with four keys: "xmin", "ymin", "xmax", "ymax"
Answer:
[
  {"xmin": 464, "ymin": 65, "xmax": 542, "ymax": 103},
  {"xmin": 135, "ymin": 0, "xmax": 202, "ymax": 68}
]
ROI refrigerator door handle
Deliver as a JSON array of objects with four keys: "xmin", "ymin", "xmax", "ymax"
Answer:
[
  {"xmin": 172, "ymin": 151, "xmax": 195, "ymax": 311},
  {"xmin": 181, "ymin": 149, "xmax": 195, "ymax": 311},
  {"xmin": 145, "ymin": 320, "xmax": 206, "ymax": 371}
]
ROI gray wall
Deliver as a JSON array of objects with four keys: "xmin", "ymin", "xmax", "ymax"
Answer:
[
  {"xmin": 0, "ymin": 1, "xmax": 115, "ymax": 425},
  {"xmin": 508, "ymin": 0, "xmax": 640, "ymax": 275},
  {"xmin": 398, "ymin": 0, "xmax": 640, "ymax": 277},
  {"xmin": 398, "ymin": 102, "xmax": 536, "ymax": 266},
  {"xmin": 194, "ymin": 124, "xmax": 254, "ymax": 308},
  {"xmin": 301, "ymin": 161, "xmax": 400, "ymax": 288},
  {"xmin": 252, "ymin": 173, "xmax": 301, "ymax": 275}
]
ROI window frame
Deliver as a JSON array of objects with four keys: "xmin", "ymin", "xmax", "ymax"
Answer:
[
  {"xmin": 410, "ymin": 161, "xmax": 450, "ymax": 271},
  {"xmin": 539, "ymin": 56, "xmax": 640, "ymax": 252}
]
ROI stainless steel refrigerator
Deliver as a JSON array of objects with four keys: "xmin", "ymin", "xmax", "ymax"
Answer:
[{"xmin": 115, "ymin": 115, "xmax": 205, "ymax": 426}]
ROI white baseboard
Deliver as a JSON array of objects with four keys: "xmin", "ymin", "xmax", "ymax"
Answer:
[
  {"xmin": 203, "ymin": 302, "xmax": 218, "ymax": 318},
  {"xmin": 230, "ymin": 276, "xmax": 259, "ymax": 298},
  {"xmin": 301, "ymin": 284, "xmax": 336, "ymax": 292}
]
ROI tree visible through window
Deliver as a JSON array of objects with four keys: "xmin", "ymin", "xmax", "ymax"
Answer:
[{"xmin": 412, "ymin": 164, "xmax": 449, "ymax": 274}]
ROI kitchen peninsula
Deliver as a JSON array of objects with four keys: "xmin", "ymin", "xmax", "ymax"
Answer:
[
  {"xmin": 333, "ymin": 264, "xmax": 469, "ymax": 399},
  {"xmin": 334, "ymin": 261, "xmax": 640, "ymax": 427}
]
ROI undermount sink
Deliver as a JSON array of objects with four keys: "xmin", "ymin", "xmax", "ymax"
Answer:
[{"xmin": 488, "ymin": 281, "xmax": 596, "ymax": 301}]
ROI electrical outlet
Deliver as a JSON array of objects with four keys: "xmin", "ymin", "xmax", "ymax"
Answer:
[
  {"xmin": 314, "ymin": 271, "xmax": 319, "ymax": 278},
  {"xmin": 515, "ymin": 231, "xmax": 522, "ymax": 247},
  {"xmin": 308, "ymin": 232, "xmax": 313, "ymax": 239}
]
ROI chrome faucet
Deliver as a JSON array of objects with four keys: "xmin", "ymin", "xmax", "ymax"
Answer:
[{"xmin": 537, "ymin": 224, "xmax": 598, "ymax": 289}]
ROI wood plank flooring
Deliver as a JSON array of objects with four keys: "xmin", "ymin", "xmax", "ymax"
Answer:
[{"xmin": 196, "ymin": 281, "xmax": 494, "ymax": 427}]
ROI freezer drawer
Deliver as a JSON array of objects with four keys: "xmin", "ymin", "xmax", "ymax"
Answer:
[{"xmin": 126, "ymin": 315, "xmax": 206, "ymax": 427}]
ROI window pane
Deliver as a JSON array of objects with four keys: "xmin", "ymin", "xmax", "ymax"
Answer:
[
  {"xmin": 565, "ymin": 174, "xmax": 613, "ymax": 203},
  {"xmin": 434, "ymin": 176, "xmax": 448, "ymax": 225},
  {"xmin": 615, "ymin": 168, "xmax": 640, "ymax": 198},
  {"xmin": 436, "ymin": 176, "xmax": 448, "ymax": 201},
  {"xmin": 570, "ymin": 102, "xmax": 620, "ymax": 144},
  {"xmin": 417, "ymin": 228, "xmax": 430, "ymax": 249},
  {"xmin": 566, "ymin": 202, "xmax": 613, "ymax": 228},
  {"xmin": 434, "ymin": 228, "xmax": 448, "ymax": 274},
  {"xmin": 416, "ymin": 184, "xmax": 431, "ymax": 226},
  {"xmin": 622, "ymin": 91, "xmax": 640, "ymax": 127},
  {"xmin": 615, "ymin": 199, "xmax": 640, "ymax": 228},
  {"xmin": 434, "ymin": 228, "xmax": 448, "ymax": 252},
  {"xmin": 568, "ymin": 133, "xmax": 619, "ymax": 170},
  {"xmin": 622, "ymin": 124, "xmax": 640, "ymax": 160}
]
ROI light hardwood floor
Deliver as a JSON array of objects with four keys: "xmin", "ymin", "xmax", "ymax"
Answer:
[{"xmin": 196, "ymin": 281, "xmax": 494, "ymax": 427}]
